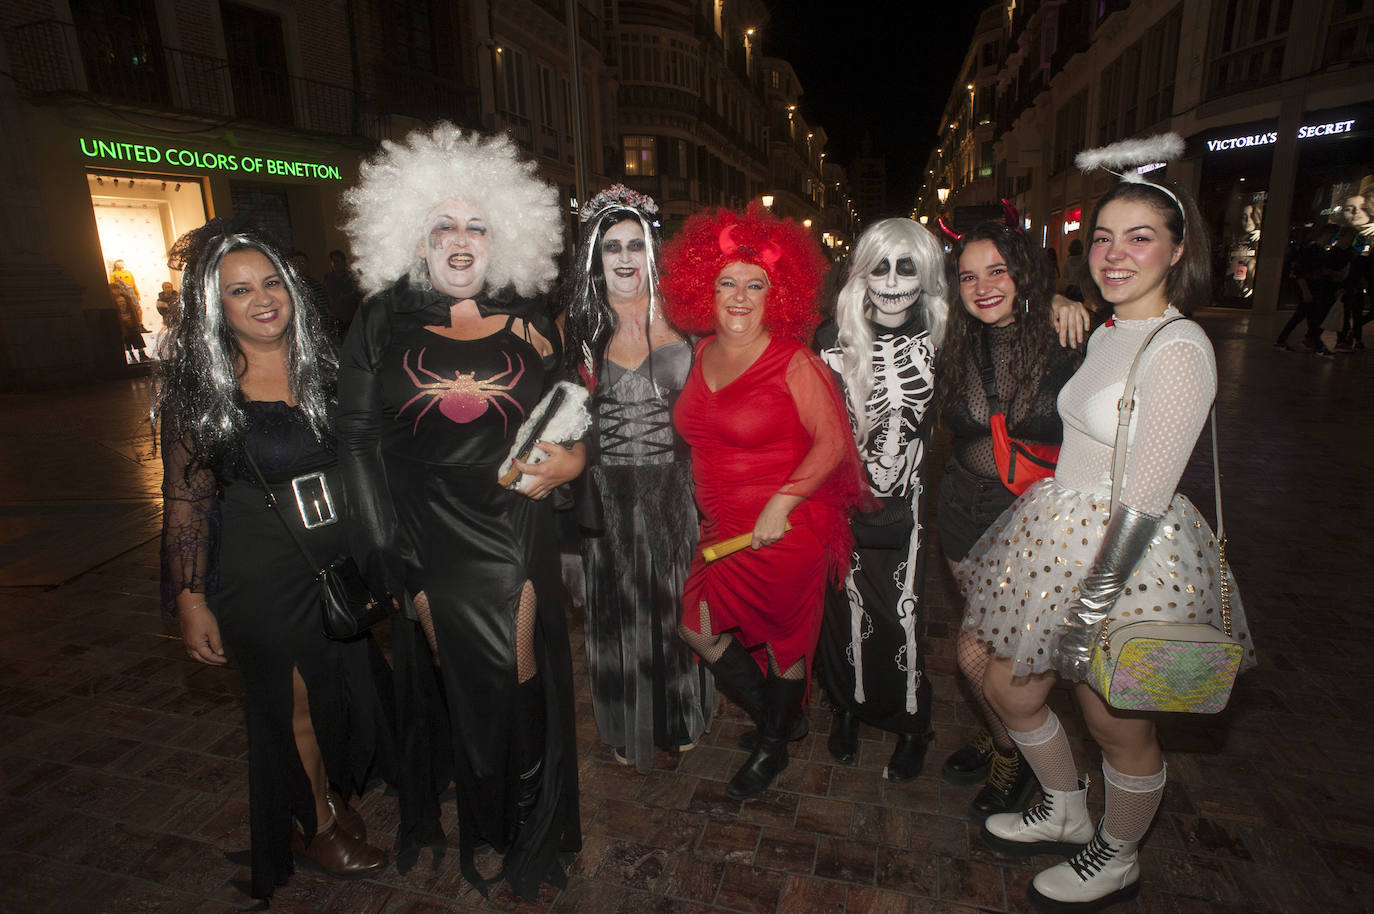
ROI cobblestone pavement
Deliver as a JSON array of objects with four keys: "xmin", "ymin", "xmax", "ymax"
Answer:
[{"xmin": 1, "ymin": 314, "xmax": 1370, "ymax": 913}]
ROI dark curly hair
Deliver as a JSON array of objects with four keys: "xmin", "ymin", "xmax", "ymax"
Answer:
[
  {"xmin": 935, "ymin": 221, "xmax": 1059, "ymax": 411},
  {"xmin": 659, "ymin": 205, "xmax": 828, "ymax": 342}
]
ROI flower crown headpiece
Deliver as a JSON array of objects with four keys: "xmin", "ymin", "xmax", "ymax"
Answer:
[
  {"xmin": 1076, "ymin": 133, "xmax": 1187, "ymax": 239},
  {"xmin": 581, "ymin": 184, "xmax": 661, "ymax": 227}
]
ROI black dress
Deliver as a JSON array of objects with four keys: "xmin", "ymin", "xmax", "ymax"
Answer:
[
  {"xmin": 338, "ymin": 277, "xmax": 581, "ymax": 900},
  {"xmin": 160, "ymin": 401, "xmax": 392, "ymax": 900},
  {"xmin": 580, "ymin": 341, "xmax": 713, "ymax": 772}
]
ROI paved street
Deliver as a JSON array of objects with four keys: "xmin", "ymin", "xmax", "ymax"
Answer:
[{"xmin": 1, "ymin": 312, "xmax": 1371, "ymax": 914}]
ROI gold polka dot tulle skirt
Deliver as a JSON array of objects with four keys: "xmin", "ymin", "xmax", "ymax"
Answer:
[{"xmin": 955, "ymin": 479, "xmax": 1255, "ymax": 678}]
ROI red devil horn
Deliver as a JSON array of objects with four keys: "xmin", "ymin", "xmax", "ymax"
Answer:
[
  {"xmin": 757, "ymin": 241, "xmax": 782, "ymax": 268},
  {"xmin": 718, "ymin": 224, "xmax": 738, "ymax": 255},
  {"xmin": 1001, "ymin": 198, "xmax": 1022, "ymax": 231},
  {"xmin": 937, "ymin": 215, "xmax": 962, "ymax": 243}
]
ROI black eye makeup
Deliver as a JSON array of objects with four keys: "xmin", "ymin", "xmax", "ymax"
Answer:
[
  {"xmin": 895, "ymin": 257, "xmax": 917, "ymax": 277},
  {"xmin": 870, "ymin": 259, "xmax": 891, "ymax": 277}
]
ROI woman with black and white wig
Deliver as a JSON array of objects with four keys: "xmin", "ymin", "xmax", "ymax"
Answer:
[
  {"xmin": 338, "ymin": 123, "xmax": 582, "ymax": 900},
  {"xmin": 562, "ymin": 185, "xmax": 714, "ymax": 773},
  {"xmin": 157, "ymin": 220, "xmax": 391, "ymax": 901},
  {"xmin": 813, "ymin": 218, "xmax": 947, "ymax": 781},
  {"xmin": 958, "ymin": 140, "xmax": 1255, "ymax": 911}
]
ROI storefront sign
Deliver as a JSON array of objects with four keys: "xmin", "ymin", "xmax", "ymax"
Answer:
[
  {"xmin": 1062, "ymin": 207, "xmax": 1081, "ymax": 234},
  {"xmin": 1205, "ymin": 119, "xmax": 1356, "ymax": 152},
  {"xmin": 79, "ymin": 138, "xmax": 343, "ymax": 181}
]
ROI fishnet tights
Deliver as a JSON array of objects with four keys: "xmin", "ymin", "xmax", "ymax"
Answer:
[
  {"xmin": 954, "ymin": 630, "xmax": 1015, "ymax": 751},
  {"xmin": 1103, "ymin": 760, "xmax": 1165, "ymax": 843},
  {"xmin": 515, "ymin": 581, "xmax": 538, "ymax": 683},
  {"xmin": 677, "ymin": 600, "xmax": 805, "ymax": 679},
  {"xmin": 413, "ymin": 582, "xmax": 539, "ymax": 682}
]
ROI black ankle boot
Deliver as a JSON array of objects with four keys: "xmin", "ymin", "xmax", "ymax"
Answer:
[
  {"xmin": 506, "ymin": 674, "xmax": 545, "ymax": 845},
  {"xmin": 827, "ymin": 710, "xmax": 860, "ymax": 763},
  {"xmin": 885, "ymin": 730, "xmax": 933, "ymax": 782},
  {"xmin": 727, "ymin": 675, "xmax": 805, "ymax": 800},
  {"xmin": 970, "ymin": 745, "xmax": 1039, "ymax": 819},
  {"xmin": 941, "ymin": 730, "xmax": 995, "ymax": 785}
]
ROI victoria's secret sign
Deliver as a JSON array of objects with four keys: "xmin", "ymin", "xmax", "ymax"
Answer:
[{"xmin": 1205, "ymin": 119, "xmax": 1357, "ymax": 152}]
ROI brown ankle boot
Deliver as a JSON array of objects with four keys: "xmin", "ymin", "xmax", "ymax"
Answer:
[
  {"xmin": 290, "ymin": 818, "xmax": 388, "ymax": 877},
  {"xmin": 326, "ymin": 790, "xmax": 367, "ymax": 842}
]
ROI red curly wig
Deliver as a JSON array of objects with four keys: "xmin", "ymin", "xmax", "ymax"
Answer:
[{"xmin": 660, "ymin": 205, "xmax": 829, "ymax": 342}]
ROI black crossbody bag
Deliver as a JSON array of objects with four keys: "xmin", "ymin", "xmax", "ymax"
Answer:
[{"xmin": 242, "ymin": 450, "xmax": 393, "ymax": 640}]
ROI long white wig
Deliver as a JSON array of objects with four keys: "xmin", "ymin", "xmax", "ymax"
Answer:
[
  {"xmin": 342, "ymin": 123, "xmax": 563, "ymax": 297},
  {"xmin": 834, "ymin": 218, "xmax": 947, "ymax": 447}
]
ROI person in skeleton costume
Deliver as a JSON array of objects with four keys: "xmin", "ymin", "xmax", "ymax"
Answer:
[
  {"xmin": 562, "ymin": 185, "xmax": 714, "ymax": 773},
  {"xmin": 814, "ymin": 218, "xmax": 947, "ymax": 780},
  {"xmin": 337, "ymin": 124, "xmax": 582, "ymax": 900}
]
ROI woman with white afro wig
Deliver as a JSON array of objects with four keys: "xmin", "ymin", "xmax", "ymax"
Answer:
[{"xmin": 337, "ymin": 122, "xmax": 583, "ymax": 900}]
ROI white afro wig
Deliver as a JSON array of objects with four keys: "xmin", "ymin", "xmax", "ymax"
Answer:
[{"xmin": 343, "ymin": 123, "xmax": 563, "ymax": 297}]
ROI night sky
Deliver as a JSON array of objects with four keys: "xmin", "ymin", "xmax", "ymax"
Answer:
[{"xmin": 762, "ymin": 1, "xmax": 987, "ymax": 216}]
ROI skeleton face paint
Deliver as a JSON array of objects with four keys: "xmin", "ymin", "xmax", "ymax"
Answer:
[
  {"xmin": 421, "ymin": 198, "xmax": 490, "ymax": 300},
  {"xmin": 600, "ymin": 218, "xmax": 649, "ymax": 303},
  {"xmin": 867, "ymin": 243, "xmax": 921, "ymax": 323}
]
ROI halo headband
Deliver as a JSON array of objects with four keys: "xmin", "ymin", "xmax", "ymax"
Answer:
[{"xmin": 1076, "ymin": 132, "xmax": 1187, "ymax": 240}]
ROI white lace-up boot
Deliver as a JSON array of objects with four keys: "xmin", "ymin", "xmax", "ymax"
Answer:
[
  {"xmin": 982, "ymin": 779, "xmax": 1094, "ymax": 856},
  {"xmin": 1026, "ymin": 820, "xmax": 1140, "ymax": 912}
]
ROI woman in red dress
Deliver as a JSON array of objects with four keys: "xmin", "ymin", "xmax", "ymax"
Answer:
[{"xmin": 661, "ymin": 206, "xmax": 865, "ymax": 799}]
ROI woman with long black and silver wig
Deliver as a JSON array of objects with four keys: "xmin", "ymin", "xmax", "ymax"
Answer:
[{"xmin": 156, "ymin": 220, "xmax": 392, "ymax": 901}]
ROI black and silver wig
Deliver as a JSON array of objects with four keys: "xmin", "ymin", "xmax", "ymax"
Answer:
[
  {"xmin": 561, "ymin": 196, "xmax": 663, "ymax": 388},
  {"xmin": 154, "ymin": 219, "xmax": 334, "ymax": 469}
]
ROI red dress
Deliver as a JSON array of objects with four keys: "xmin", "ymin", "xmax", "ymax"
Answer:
[{"xmin": 675, "ymin": 336, "xmax": 864, "ymax": 677}]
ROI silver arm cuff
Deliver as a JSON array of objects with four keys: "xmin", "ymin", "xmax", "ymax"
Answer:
[{"xmin": 1051, "ymin": 504, "xmax": 1163, "ymax": 680}]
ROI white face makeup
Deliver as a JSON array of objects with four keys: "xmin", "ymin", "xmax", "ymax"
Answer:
[
  {"xmin": 600, "ymin": 218, "xmax": 649, "ymax": 303},
  {"xmin": 422, "ymin": 198, "xmax": 490, "ymax": 300},
  {"xmin": 866, "ymin": 243, "xmax": 921, "ymax": 322}
]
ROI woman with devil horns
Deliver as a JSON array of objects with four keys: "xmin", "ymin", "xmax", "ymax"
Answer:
[{"xmin": 661, "ymin": 205, "xmax": 868, "ymax": 799}]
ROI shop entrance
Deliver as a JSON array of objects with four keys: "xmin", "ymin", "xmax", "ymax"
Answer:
[{"xmin": 86, "ymin": 171, "xmax": 207, "ymax": 360}]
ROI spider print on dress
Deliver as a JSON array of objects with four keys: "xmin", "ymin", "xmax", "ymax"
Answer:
[{"xmin": 396, "ymin": 347, "xmax": 527, "ymax": 433}]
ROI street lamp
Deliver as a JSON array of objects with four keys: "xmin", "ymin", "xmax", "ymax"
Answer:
[
  {"xmin": 802, "ymin": 218, "xmax": 812, "ymax": 228},
  {"xmin": 919, "ymin": 215, "xmax": 929, "ymax": 225},
  {"xmin": 761, "ymin": 194, "xmax": 775, "ymax": 208},
  {"xmin": 937, "ymin": 187, "xmax": 950, "ymax": 205}
]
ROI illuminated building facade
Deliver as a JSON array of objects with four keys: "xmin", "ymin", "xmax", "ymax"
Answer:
[{"xmin": 921, "ymin": 0, "xmax": 1374, "ymax": 312}]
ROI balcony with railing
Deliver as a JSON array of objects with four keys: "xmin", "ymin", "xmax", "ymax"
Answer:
[{"xmin": 9, "ymin": 18, "xmax": 384, "ymax": 139}]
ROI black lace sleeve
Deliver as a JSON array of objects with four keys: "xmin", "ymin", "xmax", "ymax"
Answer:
[{"xmin": 159, "ymin": 425, "xmax": 220, "ymax": 624}]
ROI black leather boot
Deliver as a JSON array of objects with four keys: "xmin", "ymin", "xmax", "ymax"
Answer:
[
  {"xmin": 726, "ymin": 675, "xmax": 805, "ymax": 800},
  {"xmin": 884, "ymin": 730, "xmax": 934, "ymax": 782},
  {"xmin": 506, "ymin": 673, "xmax": 545, "ymax": 846},
  {"xmin": 971, "ymin": 745, "xmax": 1039, "ymax": 819},
  {"xmin": 704, "ymin": 638, "xmax": 766, "ymax": 719},
  {"xmin": 826, "ymin": 710, "xmax": 860, "ymax": 763},
  {"xmin": 941, "ymin": 730, "xmax": 995, "ymax": 785}
]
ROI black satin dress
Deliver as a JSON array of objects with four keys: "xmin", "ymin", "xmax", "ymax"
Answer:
[{"xmin": 338, "ymin": 277, "xmax": 581, "ymax": 900}]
